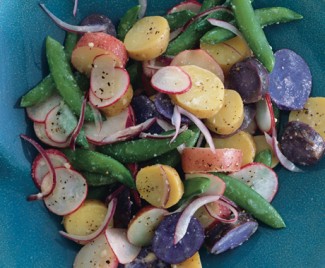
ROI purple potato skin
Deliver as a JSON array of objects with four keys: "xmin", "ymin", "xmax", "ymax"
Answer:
[
  {"xmin": 205, "ymin": 211, "xmax": 258, "ymax": 254},
  {"xmin": 80, "ymin": 14, "xmax": 116, "ymax": 36},
  {"xmin": 280, "ymin": 121, "xmax": 325, "ymax": 165},
  {"xmin": 269, "ymin": 49, "xmax": 312, "ymax": 110},
  {"xmin": 226, "ymin": 57, "xmax": 269, "ymax": 104},
  {"xmin": 152, "ymin": 213, "xmax": 205, "ymax": 264},
  {"xmin": 113, "ymin": 188, "xmax": 132, "ymax": 228}
]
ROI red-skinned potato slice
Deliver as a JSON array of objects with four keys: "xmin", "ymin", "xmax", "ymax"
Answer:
[
  {"xmin": 71, "ymin": 32, "xmax": 128, "ymax": 75},
  {"xmin": 151, "ymin": 66, "xmax": 192, "ymax": 94},
  {"xmin": 171, "ymin": 49, "xmax": 224, "ymax": 82},
  {"xmin": 181, "ymin": 147, "xmax": 243, "ymax": 173},
  {"xmin": 73, "ymin": 234, "xmax": 118, "ymax": 268},
  {"xmin": 127, "ymin": 206, "xmax": 168, "ymax": 247}
]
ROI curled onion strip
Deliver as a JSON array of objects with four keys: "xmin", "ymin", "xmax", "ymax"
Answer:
[
  {"xmin": 73, "ymin": 0, "xmax": 79, "ymax": 17},
  {"xmin": 207, "ymin": 18, "xmax": 242, "ymax": 38},
  {"xmin": 205, "ymin": 199, "xmax": 239, "ymax": 223},
  {"xmin": 170, "ymin": 106, "xmax": 182, "ymax": 143}
]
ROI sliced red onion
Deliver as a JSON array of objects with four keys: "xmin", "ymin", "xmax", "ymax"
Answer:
[
  {"xmin": 196, "ymin": 133, "xmax": 204, "ymax": 147},
  {"xmin": 139, "ymin": 125, "xmax": 188, "ymax": 139},
  {"xmin": 174, "ymin": 195, "xmax": 221, "ymax": 244},
  {"xmin": 39, "ymin": 3, "xmax": 107, "ymax": 33},
  {"xmin": 171, "ymin": 106, "xmax": 182, "ymax": 142},
  {"xmin": 177, "ymin": 106, "xmax": 215, "ymax": 152},
  {"xmin": 205, "ymin": 200, "xmax": 238, "ymax": 223},
  {"xmin": 138, "ymin": 0, "xmax": 147, "ymax": 19},
  {"xmin": 265, "ymin": 129, "xmax": 302, "ymax": 172},
  {"xmin": 59, "ymin": 198, "xmax": 117, "ymax": 244},
  {"xmin": 156, "ymin": 118, "xmax": 175, "ymax": 131},
  {"xmin": 20, "ymin": 134, "xmax": 56, "ymax": 200},
  {"xmin": 73, "ymin": 0, "xmax": 79, "ymax": 17},
  {"xmin": 207, "ymin": 18, "xmax": 242, "ymax": 38},
  {"xmin": 69, "ymin": 95, "xmax": 87, "ymax": 150},
  {"xmin": 169, "ymin": 28, "xmax": 183, "ymax": 41}
]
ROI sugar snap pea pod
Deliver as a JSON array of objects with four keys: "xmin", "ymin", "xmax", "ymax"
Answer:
[
  {"xmin": 117, "ymin": 5, "xmax": 141, "ymax": 41},
  {"xmin": 62, "ymin": 148, "xmax": 135, "ymax": 188},
  {"xmin": 81, "ymin": 171, "xmax": 117, "ymax": 187},
  {"xmin": 86, "ymin": 185, "xmax": 112, "ymax": 200},
  {"xmin": 165, "ymin": 10, "xmax": 196, "ymax": 31},
  {"xmin": 74, "ymin": 72, "xmax": 90, "ymax": 92},
  {"xmin": 46, "ymin": 36, "xmax": 94, "ymax": 121},
  {"xmin": 64, "ymin": 32, "xmax": 78, "ymax": 61},
  {"xmin": 126, "ymin": 61, "xmax": 140, "ymax": 86},
  {"xmin": 200, "ymin": 0, "xmax": 225, "ymax": 12},
  {"xmin": 98, "ymin": 129, "xmax": 194, "ymax": 163},
  {"xmin": 254, "ymin": 149, "xmax": 272, "ymax": 167},
  {"xmin": 20, "ymin": 75, "xmax": 56, "ymax": 107},
  {"xmin": 213, "ymin": 173, "xmax": 286, "ymax": 228},
  {"xmin": 230, "ymin": 0, "xmax": 275, "ymax": 72}
]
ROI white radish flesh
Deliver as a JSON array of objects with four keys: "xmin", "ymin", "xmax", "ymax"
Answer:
[
  {"xmin": 33, "ymin": 122, "xmax": 70, "ymax": 148},
  {"xmin": 151, "ymin": 66, "xmax": 192, "ymax": 94},
  {"xmin": 42, "ymin": 167, "xmax": 88, "ymax": 216},
  {"xmin": 105, "ymin": 228, "xmax": 141, "ymax": 264}
]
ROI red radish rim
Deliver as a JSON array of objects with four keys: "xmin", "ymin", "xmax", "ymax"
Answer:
[
  {"xmin": 174, "ymin": 195, "xmax": 221, "ymax": 244},
  {"xmin": 205, "ymin": 199, "xmax": 238, "ymax": 223},
  {"xmin": 60, "ymin": 198, "xmax": 117, "ymax": 243},
  {"xmin": 39, "ymin": 3, "xmax": 107, "ymax": 33},
  {"xmin": 207, "ymin": 18, "xmax": 242, "ymax": 38},
  {"xmin": 33, "ymin": 122, "xmax": 70, "ymax": 148},
  {"xmin": 20, "ymin": 135, "xmax": 56, "ymax": 200}
]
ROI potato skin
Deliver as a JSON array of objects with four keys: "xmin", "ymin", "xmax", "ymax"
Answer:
[{"xmin": 280, "ymin": 121, "xmax": 325, "ymax": 165}]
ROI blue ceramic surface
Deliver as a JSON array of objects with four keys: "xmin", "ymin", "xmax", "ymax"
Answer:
[{"xmin": 0, "ymin": 0, "xmax": 324, "ymax": 267}]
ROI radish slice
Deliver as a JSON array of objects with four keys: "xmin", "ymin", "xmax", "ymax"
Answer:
[
  {"xmin": 207, "ymin": 18, "xmax": 242, "ymax": 38},
  {"xmin": 39, "ymin": 3, "xmax": 107, "ymax": 33},
  {"xmin": 256, "ymin": 93, "xmax": 275, "ymax": 135},
  {"xmin": 205, "ymin": 200, "xmax": 239, "ymax": 223},
  {"xmin": 73, "ymin": 234, "xmax": 118, "ymax": 268},
  {"xmin": 142, "ymin": 57, "xmax": 170, "ymax": 78},
  {"xmin": 84, "ymin": 107, "xmax": 134, "ymax": 144},
  {"xmin": 98, "ymin": 118, "xmax": 156, "ymax": 145},
  {"xmin": 26, "ymin": 94, "xmax": 62, "ymax": 123},
  {"xmin": 167, "ymin": 0, "xmax": 202, "ymax": 14},
  {"xmin": 230, "ymin": 162, "xmax": 279, "ymax": 202},
  {"xmin": 20, "ymin": 135, "xmax": 57, "ymax": 200},
  {"xmin": 177, "ymin": 106, "xmax": 216, "ymax": 152},
  {"xmin": 33, "ymin": 122, "xmax": 70, "ymax": 148},
  {"xmin": 31, "ymin": 149, "xmax": 69, "ymax": 189},
  {"xmin": 60, "ymin": 198, "xmax": 117, "ymax": 244},
  {"xmin": 42, "ymin": 167, "xmax": 88, "ymax": 216},
  {"xmin": 265, "ymin": 129, "xmax": 302, "ymax": 172},
  {"xmin": 185, "ymin": 173, "xmax": 226, "ymax": 196},
  {"xmin": 105, "ymin": 228, "xmax": 141, "ymax": 264},
  {"xmin": 174, "ymin": 195, "xmax": 221, "ymax": 244},
  {"xmin": 151, "ymin": 66, "xmax": 192, "ymax": 94}
]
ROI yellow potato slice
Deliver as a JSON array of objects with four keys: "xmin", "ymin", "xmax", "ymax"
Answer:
[
  {"xmin": 170, "ymin": 65, "xmax": 225, "ymax": 119},
  {"xmin": 136, "ymin": 164, "xmax": 184, "ymax": 208},
  {"xmin": 253, "ymin": 135, "xmax": 279, "ymax": 168},
  {"xmin": 200, "ymin": 36, "xmax": 251, "ymax": 74},
  {"xmin": 171, "ymin": 252, "xmax": 202, "ymax": 268},
  {"xmin": 124, "ymin": 16, "xmax": 170, "ymax": 61},
  {"xmin": 210, "ymin": 131, "xmax": 256, "ymax": 166},
  {"xmin": 205, "ymin": 89, "xmax": 244, "ymax": 135},
  {"xmin": 63, "ymin": 200, "xmax": 109, "ymax": 236},
  {"xmin": 289, "ymin": 97, "xmax": 325, "ymax": 140}
]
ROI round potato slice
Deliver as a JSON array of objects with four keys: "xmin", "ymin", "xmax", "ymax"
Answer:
[
  {"xmin": 63, "ymin": 199, "xmax": 109, "ymax": 236},
  {"xmin": 124, "ymin": 16, "xmax": 170, "ymax": 61},
  {"xmin": 205, "ymin": 89, "xmax": 244, "ymax": 135},
  {"xmin": 170, "ymin": 65, "xmax": 225, "ymax": 119},
  {"xmin": 210, "ymin": 131, "xmax": 256, "ymax": 166}
]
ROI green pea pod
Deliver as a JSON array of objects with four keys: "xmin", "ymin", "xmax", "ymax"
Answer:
[
  {"xmin": 62, "ymin": 148, "xmax": 135, "ymax": 188},
  {"xmin": 20, "ymin": 75, "xmax": 56, "ymax": 107},
  {"xmin": 86, "ymin": 185, "xmax": 113, "ymax": 201},
  {"xmin": 231, "ymin": 0, "xmax": 275, "ymax": 72},
  {"xmin": 64, "ymin": 32, "xmax": 78, "ymax": 62},
  {"xmin": 165, "ymin": 10, "xmax": 196, "ymax": 31},
  {"xmin": 201, "ymin": 7, "xmax": 302, "ymax": 45},
  {"xmin": 200, "ymin": 0, "xmax": 225, "ymax": 12},
  {"xmin": 117, "ymin": 5, "xmax": 141, "ymax": 41},
  {"xmin": 126, "ymin": 61, "xmax": 141, "ymax": 86},
  {"xmin": 46, "ymin": 36, "xmax": 94, "ymax": 121},
  {"xmin": 74, "ymin": 72, "xmax": 90, "ymax": 92},
  {"xmin": 82, "ymin": 171, "xmax": 117, "ymax": 187},
  {"xmin": 214, "ymin": 172, "xmax": 286, "ymax": 228},
  {"xmin": 179, "ymin": 177, "xmax": 211, "ymax": 206},
  {"xmin": 98, "ymin": 129, "xmax": 195, "ymax": 163},
  {"xmin": 254, "ymin": 149, "xmax": 272, "ymax": 167}
]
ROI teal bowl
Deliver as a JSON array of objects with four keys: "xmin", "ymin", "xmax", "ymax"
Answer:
[{"xmin": 0, "ymin": 0, "xmax": 324, "ymax": 267}]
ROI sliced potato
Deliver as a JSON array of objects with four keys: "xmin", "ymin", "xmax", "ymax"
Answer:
[
  {"xmin": 170, "ymin": 65, "xmax": 225, "ymax": 119},
  {"xmin": 200, "ymin": 36, "xmax": 251, "ymax": 74},
  {"xmin": 205, "ymin": 89, "xmax": 244, "ymax": 135},
  {"xmin": 211, "ymin": 131, "xmax": 256, "ymax": 166},
  {"xmin": 63, "ymin": 199, "xmax": 109, "ymax": 236},
  {"xmin": 171, "ymin": 252, "xmax": 202, "ymax": 268},
  {"xmin": 289, "ymin": 97, "xmax": 325, "ymax": 140},
  {"xmin": 124, "ymin": 16, "xmax": 170, "ymax": 61},
  {"xmin": 253, "ymin": 135, "xmax": 279, "ymax": 168},
  {"xmin": 162, "ymin": 165, "xmax": 184, "ymax": 208}
]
